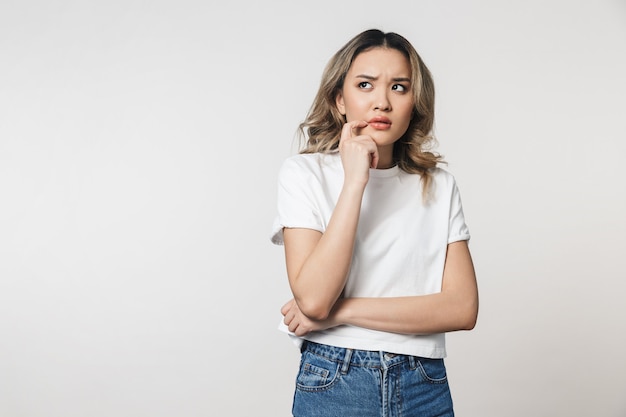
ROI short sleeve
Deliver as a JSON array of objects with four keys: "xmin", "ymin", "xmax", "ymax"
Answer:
[
  {"xmin": 270, "ymin": 157, "xmax": 324, "ymax": 245},
  {"xmin": 448, "ymin": 180, "xmax": 471, "ymax": 244}
]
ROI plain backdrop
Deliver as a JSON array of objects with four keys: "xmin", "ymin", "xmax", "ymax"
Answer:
[{"xmin": 1, "ymin": 1, "xmax": 625, "ymax": 416}]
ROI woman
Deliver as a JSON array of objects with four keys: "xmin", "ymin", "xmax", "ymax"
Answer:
[{"xmin": 271, "ymin": 28, "xmax": 478, "ymax": 417}]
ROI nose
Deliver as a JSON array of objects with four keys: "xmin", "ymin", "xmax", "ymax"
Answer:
[{"xmin": 373, "ymin": 91, "xmax": 391, "ymax": 111}]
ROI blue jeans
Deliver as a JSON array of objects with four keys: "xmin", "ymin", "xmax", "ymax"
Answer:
[{"xmin": 292, "ymin": 341, "xmax": 454, "ymax": 417}]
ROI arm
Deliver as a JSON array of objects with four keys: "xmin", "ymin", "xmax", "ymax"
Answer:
[
  {"xmin": 336, "ymin": 240, "xmax": 478, "ymax": 334},
  {"xmin": 284, "ymin": 121, "xmax": 377, "ymax": 320},
  {"xmin": 282, "ymin": 240, "xmax": 478, "ymax": 336}
]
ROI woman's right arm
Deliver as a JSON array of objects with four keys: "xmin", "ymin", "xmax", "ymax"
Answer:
[{"xmin": 284, "ymin": 121, "xmax": 376, "ymax": 320}]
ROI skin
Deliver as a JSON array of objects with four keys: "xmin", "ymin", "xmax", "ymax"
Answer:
[{"xmin": 281, "ymin": 47, "xmax": 478, "ymax": 337}]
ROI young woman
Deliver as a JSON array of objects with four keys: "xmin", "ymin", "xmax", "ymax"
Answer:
[{"xmin": 271, "ymin": 29, "xmax": 478, "ymax": 417}]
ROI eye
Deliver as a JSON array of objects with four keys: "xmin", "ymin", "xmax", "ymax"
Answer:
[
  {"xmin": 358, "ymin": 81, "xmax": 373, "ymax": 89},
  {"xmin": 392, "ymin": 84, "xmax": 408, "ymax": 92}
]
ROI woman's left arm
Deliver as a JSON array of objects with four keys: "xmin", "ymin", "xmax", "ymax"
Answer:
[{"xmin": 281, "ymin": 240, "xmax": 478, "ymax": 336}]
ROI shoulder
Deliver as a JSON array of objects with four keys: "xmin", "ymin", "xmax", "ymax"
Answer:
[
  {"xmin": 278, "ymin": 152, "xmax": 341, "ymax": 178},
  {"xmin": 426, "ymin": 167, "xmax": 464, "ymax": 202},
  {"xmin": 430, "ymin": 166, "xmax": 456, "ymax": 181}
]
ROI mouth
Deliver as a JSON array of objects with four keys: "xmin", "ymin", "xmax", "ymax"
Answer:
[{"xmin": 367, "ymin": 116, "xmax": 392, "ymax": 130}]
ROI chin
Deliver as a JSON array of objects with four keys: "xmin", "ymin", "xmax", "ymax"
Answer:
[{"xmin": 372, "ymin": 135, "xmax": 402, "ymax": 147}]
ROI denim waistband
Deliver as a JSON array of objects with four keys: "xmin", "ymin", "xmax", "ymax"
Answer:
[{"xmin": 301, "ymin": 340, "xmax": 419, "ymax": 373}]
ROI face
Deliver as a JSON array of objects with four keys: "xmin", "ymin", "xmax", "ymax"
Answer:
[{"xmin": 336, "ymin": 47, "xmax": 414, "ymax": 152}]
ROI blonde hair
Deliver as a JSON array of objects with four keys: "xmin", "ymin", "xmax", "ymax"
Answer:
[{"xmin": 298, "ymin": 29, "xmax": 444, "ymax": 196}]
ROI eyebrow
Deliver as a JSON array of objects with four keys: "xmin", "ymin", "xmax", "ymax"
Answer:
[{"xmin": 355, "ymin": 74, "xmax": 411, "ymax": 83}]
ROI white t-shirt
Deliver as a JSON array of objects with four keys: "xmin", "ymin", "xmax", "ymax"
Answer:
[{"xmin": 271, "ymin": 151, "xmax": 470, "ymax": 358}]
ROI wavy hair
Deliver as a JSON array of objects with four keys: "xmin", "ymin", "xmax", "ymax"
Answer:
[{"xmin": 298, "ymin": 29, "xmax": 444, "ymax": 196}]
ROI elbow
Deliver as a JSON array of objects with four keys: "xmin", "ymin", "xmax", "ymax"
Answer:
[
  {"xmin": 461, "ymin": 314, "xmax": 478, "ymax": 331},
  {"xmin": 296, "ymin": 298, "xmax": 333, "ymax": 321},
  {"xmin": 447, "ymin": 292, "xmax": 478, "ymax": 331},
  {"xmin": 460, "ymin": 300, "xmax": 479, "ymax": 331}
]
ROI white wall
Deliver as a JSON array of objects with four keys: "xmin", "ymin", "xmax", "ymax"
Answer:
[{"xmin": 1, "ymin": 1, "xmax": 625, "ymax": 416}]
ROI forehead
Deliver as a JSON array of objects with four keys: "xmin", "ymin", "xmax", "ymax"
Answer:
[{"xmin": 348, "ymin": 47, "xmax": 411, "ymax": 76}]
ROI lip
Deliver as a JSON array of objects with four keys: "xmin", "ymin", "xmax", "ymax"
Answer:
[{"xmin": 367, "ymin": 116, "xmax": 392, "ymax": 130}]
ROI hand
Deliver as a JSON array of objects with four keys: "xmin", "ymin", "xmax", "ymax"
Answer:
[
  {"xmin": 338, "ymin": 121, "xmax": 379, "ymax": 185},
  {"xmin": 281, "ymin": 299, "xmax": 337, "ymax": 337}
]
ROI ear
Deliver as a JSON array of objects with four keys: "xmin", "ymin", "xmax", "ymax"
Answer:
[{"xmin": 335, "ymin": 92, "xmax": 346, "ymax": 115}]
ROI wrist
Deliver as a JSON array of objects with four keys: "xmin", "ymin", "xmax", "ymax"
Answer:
[
  {"xmin": 332, "ymin": 298, "xmax": 351, "ymax": 327},
  {"xmin": 342, "ymin": 177, "xmax": 368, "ymax": 193}
]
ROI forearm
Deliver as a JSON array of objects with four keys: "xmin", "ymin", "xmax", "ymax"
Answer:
[
  {"xmin": 286, "ymin": 183, "xmax": 366, "ymax": 320},
  {"xmin": 334, "ymin": 292, "xmax": 478, "ymax": 335},
  {"xmin": 331, "ymin": 241, "xmax": 478, "ymax": 334}
]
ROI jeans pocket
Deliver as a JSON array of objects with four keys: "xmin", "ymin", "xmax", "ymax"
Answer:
[
  {"xmin": 416, "ymin": 358, "xmax": 448, "ymax": 384},
  {"xmin": 296, "ymin": 351, "xmax": 341, "ymax": 392}
]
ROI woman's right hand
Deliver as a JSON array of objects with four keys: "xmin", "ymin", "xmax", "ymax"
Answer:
[
  {"xmin": 281, "ymin": 298, "xmax": 338, "ymax": 337},
  {"xmin": 338, "ymin": 121, "xmax": 379, "ymax": 186}
]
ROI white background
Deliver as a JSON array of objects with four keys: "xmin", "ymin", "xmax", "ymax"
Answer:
[{"xmin": 1, "ymin": 1, "xmax": 625, "ymax": 416}]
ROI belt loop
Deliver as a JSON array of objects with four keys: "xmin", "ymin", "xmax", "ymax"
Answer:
[
  {"xmin": 408, "ymin": 355, "xmax": 417, "ymax": 370},
  {"xmin": 341, "ymin": 348, "xmax": 353, "ymax": 374}
]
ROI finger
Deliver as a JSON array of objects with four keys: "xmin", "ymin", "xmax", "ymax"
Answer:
[
  {"xmin": 350, "ymin": 120, "xmax": 368, "ymax": 138},
  {"xmin": 370, "ymin": 148, "xmax": 379, "ymax": 169},
  {"xmin": 288, "ymin": 320, "xmax": 298, "ymax": 333},
  {"xmin": 340, "ymin": 120, "xmax": 368, "ymax": 142},
  {"xmin": 280, "ymin": 299, "xmax": 294, "ymax": 315},
  {"xmin": 284, "ymin": 308, "xmax": 298, "ymax": 325}
]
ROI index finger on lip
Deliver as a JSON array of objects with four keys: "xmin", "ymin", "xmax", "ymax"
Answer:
[
  {"xmin": 343, "ymin": 120, "xmax": 368, "ymax": 139},
  {"xmin": 340, "ymin": 122, "xmax": 355, "ymax": 141}
]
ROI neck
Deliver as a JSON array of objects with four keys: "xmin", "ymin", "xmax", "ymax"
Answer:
[
  {"xmin": 376, "ymin": 148, "xmax": 396, "ymax": 169},
  {"xmin": 375, "ymin": 148, "xmax": 395, "ymax": 169},
  {"xmin": 375, "ymin": 160, "xmax": 395, "ymax": 169}
]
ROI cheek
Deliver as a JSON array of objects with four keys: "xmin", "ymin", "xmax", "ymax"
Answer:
[
  {"xmin": 344, "ymin": 108, "xmax": 364, "ymax": 123},
  {"xmin": 398, "ymin": 106, "xmax": 414, "ymax": 127},
  {"xmin": 343, "ymin": 96, "xmax": 368, "ymax": 117}
]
